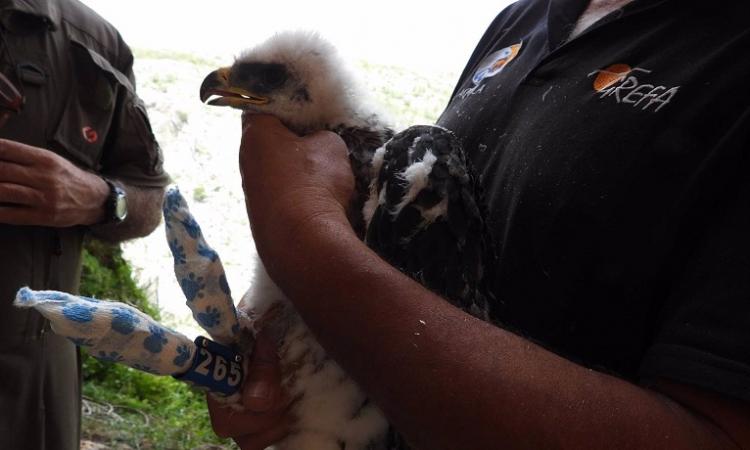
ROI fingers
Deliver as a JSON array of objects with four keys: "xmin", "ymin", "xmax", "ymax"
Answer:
[
  {"xmin": 307, "ymin": 130, "xmax": 350, "ymax": 160},
  {"xmin": 0, "ymin": 204, "xmax": 40, "ymax": 225},
  {"xmin": 240, "ymin": 114, "xmax": 298, "ymax": 151},
  {"xmin": 0, "ymin": 140, "xmax": 108, "ymax": 227},
  {"xmin": 0, "ymin": 182, "xmax": 42, "ymax": 205},
  {"xmin": 207, "ymin": 392, "xmax": 290, "ymax": 438},
  {"xmin": 239, "ymin": 114, "xmax": 291, "ymax": 172},
  {"xmin": 206, "ymin": 327, "xmax": 292, "ymax": 450},
  {"xmin": 241, "ymin": 113, "xmax": 283, "ymax": 133},
  {"xmin": 233, "ymin": 416, "xmax": 292, "ymax": 450},
  {"xmin": 0, "ymin": 139, "xmax": 50, "ymax": 165},
  {"xmin": 0, "ymin": 161, "xmax": 37, "ymax": 187},
  {"xmin": 242, "ymin": 327, "xmax": 283, "ymax": 412},
  {"xmin": 0, "ymin": 172, "xmax": 46, "ymax": 224}
]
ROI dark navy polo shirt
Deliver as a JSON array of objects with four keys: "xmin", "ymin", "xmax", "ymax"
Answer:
[{"xmin": 438, "ymin": 0, "xmax": 750, "ymax": 401}]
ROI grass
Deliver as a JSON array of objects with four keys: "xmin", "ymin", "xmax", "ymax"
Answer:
[
  {"xmin": 133, "ymin": 48, "xmax": 222, "ymax": 68},
  {"xmin": 192, "ymin": 185, "xmax": 209, "ymax": 203},
  {"xmin": 79, "ymin": 240, "xmax": 235, "ymax": 449},
  {"xmin": 356, "ymin": 60, "xmax": 456, "ymax": 127},
  {"xmin": 82, "ymin": 359, "xmax": 232, "ymax": 449}
]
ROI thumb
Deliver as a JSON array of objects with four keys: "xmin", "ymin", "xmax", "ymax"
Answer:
[
  {"xmin": 239, "ymin": 114, "xmax": 296, "ymax": 165},
  {"xmin": 241, "ymin": 113, "xmax": 285, "ymax": 134},
  {"xmin": 242, "ymin": 327, "xmax": 282, "ymax": 413}
]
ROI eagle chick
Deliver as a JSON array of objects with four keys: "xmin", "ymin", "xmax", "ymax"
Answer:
[{"xmin": 201, "ymin": 30, "xmax": 494, "ymax": 450}]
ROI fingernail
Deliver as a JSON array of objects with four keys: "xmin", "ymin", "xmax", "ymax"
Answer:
[{"xmin": 248, "ymin": 382, "xmax": 271, "ymax": 400}]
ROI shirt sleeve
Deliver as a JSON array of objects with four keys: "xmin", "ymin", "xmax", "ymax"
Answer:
[
  {"xmin": 98, "ymin": 43, "xmax": 170, "ymax": 188},
  {"xmin": 640, "ymin": 151, "xmax": 750, "ymax": 401}
]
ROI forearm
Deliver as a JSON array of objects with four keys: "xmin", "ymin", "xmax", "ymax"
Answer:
[
  {"xmin": 259, "ymin": 213, "xmax": 738, "ymax": 450},
  {"xmin": 89, "ymin": 182, "xmax": 164, "ymax": 243}
]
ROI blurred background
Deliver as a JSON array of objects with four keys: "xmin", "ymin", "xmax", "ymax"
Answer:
[
  {"xmin": 77, "ymin": 1, "xmax": 512, "ymax": 448},
  {"xmin": 82, "ymin": 0, "xmax": 504, "ymax": 73}
]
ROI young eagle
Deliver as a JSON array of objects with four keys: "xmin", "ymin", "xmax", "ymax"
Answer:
[{"xmin": 200, "ymin": 31, "xmax": 494, "ymax": 450}]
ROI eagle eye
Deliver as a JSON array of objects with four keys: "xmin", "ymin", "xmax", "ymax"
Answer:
[{"xmin": 261, "ymin": 65, "xmax": 287, "ymax": 89}]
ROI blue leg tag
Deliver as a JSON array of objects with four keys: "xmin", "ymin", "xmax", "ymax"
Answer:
[{"xmin": 173, "ymin": 336, "xmax": 244, "ymax": 396}]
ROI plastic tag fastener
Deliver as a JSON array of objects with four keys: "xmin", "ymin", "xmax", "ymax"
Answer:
[{"xmin": 173, "ymin": 336, "xmax": 244, "ymax": 396}]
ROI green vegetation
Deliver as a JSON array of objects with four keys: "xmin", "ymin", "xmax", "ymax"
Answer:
[
  {"xmin": 193, "ymin": 185, "xmax": 208, "ymax": 203},
  {"xmin": 175, "ymin": 110, "xmax": 190, "ymax": 126},
  {"xmin": 79, "ymin": 239, "xmax": 235, "ymax": 449},
  {"xmin": 150, "ymin": 73, "xmax": 180, "ymax": 93},
  {"xmin": 356, "ymin": 60, "xmax": 456, "ymax": 127},
  {"xmin": 80, "ymin": 239, "xmax": 159, "ymax": 319},
  {"xmin": 133, "ymin": 48, "xmax": 221, "ymax": 68}
]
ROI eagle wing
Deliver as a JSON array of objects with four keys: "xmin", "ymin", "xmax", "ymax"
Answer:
[{"xmin": 364, "ymin": 125, "xmax": 495, "ymax": 321}]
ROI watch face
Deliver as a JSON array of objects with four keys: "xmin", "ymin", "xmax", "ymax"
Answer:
[{"xmin": 114, "ymin": 188, "xmax": 128, "ymax": 221}]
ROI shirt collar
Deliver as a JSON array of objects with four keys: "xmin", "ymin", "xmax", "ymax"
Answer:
[
  {"xmin": 0, "ymin": 0, "xmax": 61, "ymax": 30},
  {"xmin": 546, "ymin": 0, "xmax": 669, "ymax": 51},
  {"xmin": 547, "ymin": 0, "xmax": 590, "ymax": 51}
]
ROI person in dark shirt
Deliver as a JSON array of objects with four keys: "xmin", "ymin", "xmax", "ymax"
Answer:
[
  {"xmin": 0, "ymin": 1, "xmax": 169, "ymax": 449},
  {"xmin": 208, "ymin": 1, "xmax": 750, "ymax": 449}
]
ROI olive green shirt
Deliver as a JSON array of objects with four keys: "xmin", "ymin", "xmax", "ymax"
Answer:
[{"xmin": 0, "ymin": 1, "xmax": 169, "ymax": 448}]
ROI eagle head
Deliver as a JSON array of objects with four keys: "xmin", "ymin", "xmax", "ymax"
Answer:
[{"xmin": 200, "ymin": 30, "xmax": 366, "ymax": 134}]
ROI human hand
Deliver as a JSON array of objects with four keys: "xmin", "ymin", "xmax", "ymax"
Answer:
[
  {"xmin": 207, "ymin": 327, "xmax": 292, "ymax": 450},
  {"xmin": 0, "ymin": 139, "xmax": 109, "ymax": 226},
  {"xmin": 238, "ymin": 114, "xmax": 354, "ymax": 253}
]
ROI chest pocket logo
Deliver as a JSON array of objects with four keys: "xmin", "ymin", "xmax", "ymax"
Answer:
[
  {"xmin": 589, "ymin": 63, "xmax": 680, "ymax": 112},
  {"xmin": 458, "ymin": 43, "xmax": 523, "ymax": 100},
  {"xmin": 472, "ymin": 43, "xmax": 523, "ymax": 84}
]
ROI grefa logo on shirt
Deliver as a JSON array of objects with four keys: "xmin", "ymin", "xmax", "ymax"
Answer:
[
  {"xmin": 458, "ymin": 43, "xmax": 523, "ymax": 100},
  {"xmin": 588, "ymin": 63, "xmax": 680, "ymax": 112}
]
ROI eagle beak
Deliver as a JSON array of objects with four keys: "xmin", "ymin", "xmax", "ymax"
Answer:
[{"xmin": 199, "ymin": 67, "xmax": 270, "ymax": 107}]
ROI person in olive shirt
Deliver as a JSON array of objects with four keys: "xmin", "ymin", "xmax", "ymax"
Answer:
[{"xmin": 0, "ymin": 1, "xmax": 169, "ymax": 449}]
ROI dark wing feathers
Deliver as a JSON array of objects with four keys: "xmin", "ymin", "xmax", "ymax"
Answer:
[
  {"xmin": 336, "ymin": 124, "xmax": 394, "ymax": 194},
  {"xmin": 365, "ymin": 125, "xmax": 495, "ymax": 321},
  {"xmin": 336, "ymin": 124, "xmax": 496, "ymax": 450},
  {"xmin": 335, "ymin": 124, "xmax": 394, "ymax": 237}
]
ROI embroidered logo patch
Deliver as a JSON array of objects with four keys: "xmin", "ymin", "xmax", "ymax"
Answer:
[
  {"xmin": 458, "ymin": 42, "xmax": 523, "ymax": 100},
  {"xmin": 472, "ymin": 43, "xmax": 523, "ymax": 84},
  {"xmin": 588, "ymin": 64, "xmax": 680, "ymax": 112},
  {"xmin": 82, "ymin": 126, "xmax": 98, "ymax": 143}
]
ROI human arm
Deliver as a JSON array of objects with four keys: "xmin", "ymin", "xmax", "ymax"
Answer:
[
  {"xmin": 0, "ymin": 138, "xmax": 163, "ymax": 241},
  {"xmin": 235, "ymin": 114, "xmax": 750, "ymax": 450}
]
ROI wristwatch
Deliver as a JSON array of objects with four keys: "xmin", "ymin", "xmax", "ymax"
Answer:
[{"xmin": 102, "ymin": 178, "xmax": 128, "ymax": 224}]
